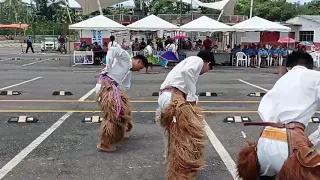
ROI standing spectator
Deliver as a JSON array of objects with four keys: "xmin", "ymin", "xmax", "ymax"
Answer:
[
  {"xmin": 132, "ymin": 38, "xmax": 140, "ymax": 51},
  {"xmin": 203, "ymin": 36, "xmax": 212, "ymax": 50},
  {"xmin": 156, "ymin": 38, "xmax": 164, "ymax": 51},
  {"xmin": 139, "ymin": 38, "xmax": 147, "ymax": 50},
  {"xmin": 58, "ymin": 34, "xmax": 66, "ymax": 53},
  {"xmin": 107, "ymin": 35, "xmax": 118, "ymax": 49},
  {"xmin": 26, "ymin": 36, "xmax": 34, "ymax": 53},
  {"xmin": 164, "ymin": 36, "xmax": 171, "ymax": 46}
]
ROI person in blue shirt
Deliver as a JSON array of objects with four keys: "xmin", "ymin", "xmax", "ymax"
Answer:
[
  {"xmin": 268, "ymin": 45, "xmax": 280, "ymax": 66},
  {"xmin": 79, "ymin": 40, "xmax": 87, "ymax": 51},
  {"xmin": 26, "ymin": 36, "xmax": 34, "ymax": 53},
  {"xmin": 258, "ymin": 45, "xmax": 269, "ymax": 67},
  {"xmin": 280, "ymin": 45, "xmax": 289, "ymax": 66},
  {"xmin": 242, "ymin": 45, "xmax": 248, "ymax": 55},
  {"xmin": 247, "ymin": 44, "xmax": 258, "ymax": 67},
  {"xmin": 231, "ymin": 45, "xmax": 242, "ymax": 65}
]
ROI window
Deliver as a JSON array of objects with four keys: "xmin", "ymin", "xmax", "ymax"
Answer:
[{"xmin": 299, "ymin": 31, "xmax": 314, "ymax": 41}]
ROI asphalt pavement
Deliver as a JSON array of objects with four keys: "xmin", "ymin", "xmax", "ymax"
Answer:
[{"xmin": 0, "ymin": 52, "xmax": 319, "ymax": 180}]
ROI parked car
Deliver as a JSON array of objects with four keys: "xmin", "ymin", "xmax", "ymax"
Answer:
[{"xmin": 41, "ymin": 37, "xmax": 58, "ymax": 52}]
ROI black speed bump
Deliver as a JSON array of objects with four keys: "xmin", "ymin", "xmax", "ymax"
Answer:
[
  {"xmin": 0, "ymin": 91, "xmax": 21, "ymax": 95},
  {"xmin": 52, "ymin": 91, "xmax": 73, "ymax": 96},
  {"xmin": 152, "ymin": 92, "xmax": 159, "ymax": 96},
  {"xmin": 8, "ymin": 116, "xmax": 38, "ymax": 123},
  {"xmin": 223, "ymin": 116, "xmax": 251, "ymax": 123},
  {"xmin": 199, "ymin": 92, "xmax": 218, "ymax": 97},
  {"xmin": 310, "ymin": 117, "xmax": 320, "ymax": 123},
  {"xmin": 152, "ymin": 92, "xmax": 218, "ymax": 97},
  {"xmin": 82, "ymin": 116, "xmax": 102, "ymax": 123},
  {"xmin": 248, "ymin": 92, "xmax": 266, "ymax": 97}
]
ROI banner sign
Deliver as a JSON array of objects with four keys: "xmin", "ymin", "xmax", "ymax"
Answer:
[
  {"xmin": 91, "ymin": 30, "xmax": 103, "ymax": 45},
  {"xmin": 73, "ymin": 51, "xmax": 94, "ymax": 65}
]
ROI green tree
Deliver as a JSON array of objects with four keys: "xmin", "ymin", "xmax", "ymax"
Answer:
[
  {"xmin": 299, "ymin": 1, "xmax": 320, "ymax": 15},
  {"xmin": 235, "ymin": 0, "xmax": 298, "ymax": 21}
]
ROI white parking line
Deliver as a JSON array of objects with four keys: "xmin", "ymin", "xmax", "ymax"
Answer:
[
  {"xmin": 204, "ymin": 121, "xmax": 239, "ymax": 180},
  {"xmin": 0, "ymin": 77, "xmax": 42, "ymax": 91},
  {"xmin": 0, "ymin": 87, "xmax": 96, "ymax": 179},
  {"xmin": 0, "ymin": 58, "xmax": 13, "ymax": 62},
  {"xmin": 237, "ymin": 79, "xmax": 269, "ymax": 92},
  {"xmin": 21, "ymin": 58, "xmax": 53, "ymax": 67}
]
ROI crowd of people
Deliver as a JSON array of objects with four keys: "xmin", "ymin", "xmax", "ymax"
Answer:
[{"xmin": 95, "ymin": 44, "xmax": 320, "ymax": 179}]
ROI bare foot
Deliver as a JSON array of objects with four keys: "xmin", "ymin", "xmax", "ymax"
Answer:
[{"xmin": 97, "ymin": 144, "xmax": 116, "ymax": 152}]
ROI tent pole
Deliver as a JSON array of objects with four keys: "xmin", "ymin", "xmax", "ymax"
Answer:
[
  {"xmin": 97, "ymin": 0, "xmax": 103, "ymax": 15},
  {"xmin": 217, "ymin": 9, "xmax": 224, "ymax": 21}
]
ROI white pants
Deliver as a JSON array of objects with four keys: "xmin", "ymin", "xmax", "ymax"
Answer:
[
  {"xmin": 257, "ymin": 127, "xmax": 288, "ymax": 176},
  {"xmin": 309, "ymin": 127, "xmax": 320, "ymax": 146},
  {"xmin": 95, "ymin": 83, "xmax": 101, "ymax": 94},
  {"xmin": 158, "ymin": 91, "xmax": 172, "ymax": 110}
]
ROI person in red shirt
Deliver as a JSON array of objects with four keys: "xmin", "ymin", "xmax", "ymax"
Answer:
[{"xmin": 203, "ymin": 36, "xmax": 212, "ymax": 50}]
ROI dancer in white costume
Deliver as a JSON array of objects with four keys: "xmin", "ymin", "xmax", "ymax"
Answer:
[
  {"xmin": 237, "ymin": 50, "xmax": 320, "ymax": 180},
  {"xmin": 156, "ymin": 50, "xmax": 214, "ymax": 180},
  {"xmin": 95, "ymin": 46, "xmax": 148, "ymax": 152}
]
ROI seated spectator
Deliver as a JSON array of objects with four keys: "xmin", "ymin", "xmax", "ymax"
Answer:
[
  {"xmin": 268, "ymin": 45, "xmax": 279, "ymax": 66},
  {"xmin": 247, "ymin": 45, "xmax": 257, "ymax": 67},
  {"xmin": 258, "ymin": 45, "xmax": 269, "ymax": 67},
  {"xmin": 79, "ymin": 40, "xmax": 88, "ymax": 51}
]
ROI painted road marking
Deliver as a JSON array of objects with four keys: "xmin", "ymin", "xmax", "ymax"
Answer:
[
  {"xmin": 238, "ymin": 79, "xmax": 269, "ymax": 92},
  {"xmin": 204, "ymin": 120, "xmax": 238, "ymax": 179},
  {"xmin": 0, "ymin": 87, "xmax": 95, "ymax": 179},
  {"xmin": 0, "ymin": 77, "xmax": 42, "ymax": 91},
  {"xmin": 0, "ymin": 58, "xmax": 13, "ymax": 62},
  {"xmin": 0, "ymin": 100, "xmax": 261, "ymax": 103},
  {"xmin": 241, "ymin": 131, "xmax": 247, "ymax": 139},
  {"xmin": 21, "ymin": 58, "xmax": 52, "ymax": 66}
]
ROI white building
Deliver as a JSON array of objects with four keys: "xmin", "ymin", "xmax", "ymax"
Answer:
[{"xmin": 285, "ymin": 15, "xmax": 320, "ymax": 44}]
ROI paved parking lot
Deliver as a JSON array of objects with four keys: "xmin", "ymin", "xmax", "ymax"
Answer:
[{"xmin": 0, "ymin": 53, "xmax": 319, "ymax": 180}]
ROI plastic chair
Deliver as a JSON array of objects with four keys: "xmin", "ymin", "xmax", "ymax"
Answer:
[{"xmin": 236, "ymin": 52, "xmax": 248, "ymax": 67}]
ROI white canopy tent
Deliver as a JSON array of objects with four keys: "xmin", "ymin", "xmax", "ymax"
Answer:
[
  {"xmin": 69, "ymin": 15, "xmax": 126, "ymax": 30},
  {"xmin": 180, "ymin": 16, "xmax": 234, "ymax": 32},
  {"xmin": 232, "ymin": 16, "xmax": 291, "ymax": 32},
  {"xmin": 126, "ymin": 15, "xmax": 180, "ymax": 31}
]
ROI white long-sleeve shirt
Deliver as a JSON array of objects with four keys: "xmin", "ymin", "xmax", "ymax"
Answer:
[
  {"xmin": 258, "ymin": 65, "xmax": 320, "ymax": 145},
  {"xmin": 144, "ymin": 45, "xmax": 153, "ymax": 56},
  {"xmin": 160, "ymin": 56, "xmax": 203, "ymax": 102},
  {"xmin": 102, "ymin": 46, "xmax": 132, "ymax": 90},
  {"xmin": 257, "ymin": 65, "xmax": 320, "ymax": 176}
]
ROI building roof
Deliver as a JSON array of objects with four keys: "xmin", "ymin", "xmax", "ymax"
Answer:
[
  {"xmin": 286, "ymin": 15, "xmax": 320, "ymax": 26},
  {"xmin": 299, "ymin": 15, "xmax": 320, "ymax": 23}
]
